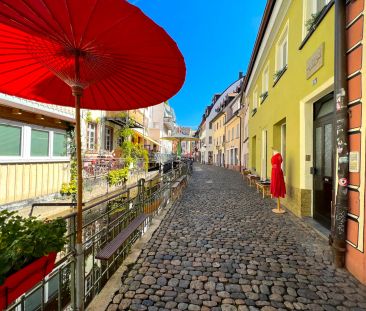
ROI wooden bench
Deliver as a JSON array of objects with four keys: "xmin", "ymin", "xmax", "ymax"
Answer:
[
  {"xmin": 255, "ymin": 181, "xmax": 271, "ymax": 198},
  {"xmin": 171, "ymin": 181, "xmax": 181, "ymax": 199},
  {"xmin": 246, "ymin": 174, "xmax": 260, "ymax": 187},
  {"xmin": 95, "ymin": 213, "xmax": 149, "ymax": 260},
  {"xmin": 241, "ymin": 169, "xmax": 251, "ymax": 176},
  {"xmin": 177, "ymin": 174, "xmax": 187, "ymax": 186}
]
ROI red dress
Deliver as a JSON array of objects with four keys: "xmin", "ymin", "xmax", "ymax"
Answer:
[{"xmin": 270, "ymin": 153, "xmax": 286, "ymax": 198}]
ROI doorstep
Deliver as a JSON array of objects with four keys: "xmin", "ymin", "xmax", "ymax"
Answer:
[{"xmin": 302, "ymin": 216, "xmax": 331, "ymax": 241}]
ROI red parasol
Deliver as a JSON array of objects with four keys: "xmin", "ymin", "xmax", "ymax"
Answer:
[
  {"xmin": 0, "ymin": 1, "xmax": 185, "ymax": 308},
  {"xmin": 270, "ymin": 152, "xmax": 286, "ymax": 214},
  {"xmin": 0, "ymin": 1, "xmax": 185, "ymax": 109}
]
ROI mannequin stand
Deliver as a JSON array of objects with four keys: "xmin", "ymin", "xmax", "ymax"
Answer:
[{"xmin": 272, "ymin": 198, "xmax": 286, "ymax": 214}]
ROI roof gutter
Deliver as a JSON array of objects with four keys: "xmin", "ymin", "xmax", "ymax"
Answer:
[{"xmin": 240, "ymin": 0, "xmax": 276, "ymax": 97}]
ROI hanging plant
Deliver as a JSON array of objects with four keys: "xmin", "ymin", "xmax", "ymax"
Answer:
[
  {"xmin": 0, "ymin": 210, "xmax": 67, "ymax": 307},
  {"xmin": 305, "ymin": 11, "xmax": 322, "ymax": 33},
  {"xmin": 259, "ymin": 91, "xmax": 268, "ymax": 103},
  {"xmin": 273, "ymin": 66, "xmax": 287, "ymax": 83}
]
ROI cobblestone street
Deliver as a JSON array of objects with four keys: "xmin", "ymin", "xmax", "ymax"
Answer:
[{"xmin": 109, "ymin": 164, "xmax": 366, "ymax": 311}]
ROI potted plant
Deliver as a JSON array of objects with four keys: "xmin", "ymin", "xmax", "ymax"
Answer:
[{"xmin": 0, "ymin": 210, "xmax": 67, "ymax": 309}]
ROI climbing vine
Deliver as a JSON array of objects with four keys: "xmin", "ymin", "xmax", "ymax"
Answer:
[
  {"xmin": 107, "ymin": 118, "xmax": 149, "ymax": 186},
  {"xmin": 60, "ymin": 127, "xmax": 77, "ymax": 201}
]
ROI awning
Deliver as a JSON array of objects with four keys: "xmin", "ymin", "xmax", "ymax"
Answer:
[{"xmin": 132, "ymin": 129, "xmax": 161, "ymax": 146}]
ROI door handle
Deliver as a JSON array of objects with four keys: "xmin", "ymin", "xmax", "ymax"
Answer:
[{"xmin": 310, "ymin": 167, "xmax": 317, "ymax": 175}]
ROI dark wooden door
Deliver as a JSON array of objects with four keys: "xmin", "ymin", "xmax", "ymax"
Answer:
[{"xmin": 313, "ymin": 94, "xmax": 334, "ymax": 229}]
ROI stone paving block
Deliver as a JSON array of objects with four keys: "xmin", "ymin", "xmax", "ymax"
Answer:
[{"xmin": 107, "ymin": 165, "xmax": 366, "ymax": 310}]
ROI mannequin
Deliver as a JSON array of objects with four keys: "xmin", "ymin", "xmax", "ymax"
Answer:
[{"xmin": 270, "ymin": 148, "xmax": 286, "ymax": 214}]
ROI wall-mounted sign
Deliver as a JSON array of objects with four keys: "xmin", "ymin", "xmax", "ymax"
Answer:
[
  {"xmin": 306, "ymin": 43, "xmax": 324, "ymax": 79},
  {"xmin": 349, "ymin": 151, "xmax": 360, "ymax": 173}
]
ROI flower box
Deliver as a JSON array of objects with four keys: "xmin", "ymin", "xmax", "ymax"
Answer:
[{"xmin": 0, "ymin": 252, "xmax": 57, "ymax": 310}]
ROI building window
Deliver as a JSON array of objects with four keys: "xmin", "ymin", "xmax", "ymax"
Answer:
[
  {"xmin": 228, "ymin": 129, "xmax": 230, "ymax": 142},
  {"xmin": 236, "ymin": 124, "xmax": 240, "ymax": 138},
  {"xmin": 276, "ymin": 25, "xmax": 289, "ymax": 73},
  {"xmin": 53, "ymin": 133, "xmax": 67, "ymax": 157},
  {"xmin": 104, "ymin": 126, "xmax": 113, "ymax": 151},
  {"xmin": 0, "ymin": 120, "xmax": 68, "ymax": 162},
  {"xmin": 87, "ymin": 123, "xmax": 97, "ymax": 150},
  {"xmin": 31, "ymin": 129, "xmax": 49, "ymax": 157},
  {"xmin": 0, "ymin": 124, "xmax": 22, "ymax": 156},
  {"xmin": 261, "ymin": 64, "xmax": 269, "ymax": 100},
  {"xmin": 209, "ymin": 136, "xmax": 212, "ymax": 144},
  {"xmin": 232, "ymin": 128, "xmax": 234, "ymax": 141},
  {"xmin": 253, "ymin": 88, "xmax": 258, "ymax": 111},
  {"xmin": 209, "ymin": 123, "xmax": 212, "ymax": 130},
  {"xmin": 303, "ymin": 0, "xmax": 330, "ymax": 37}
]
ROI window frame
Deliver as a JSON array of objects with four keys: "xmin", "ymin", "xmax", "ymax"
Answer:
[
  {"xmin": 87, "ymin": 122, "xmax": 97, "ymax": 151},
  {"xmin": 104, "ymin": 125, "xmax": 113, "ymax": 152},
  {"xmin": 262, "ymin": 62, "xmax": 269, "ymax": 98},
  {"xmin": 0, "ymin": 118, "xmax": 69, "ymax": 163},
  {"xmin": 275, "ymin": 22, "xmax": 289, "ymax": 73},
  {"xmin": 253, "ymin": 87, "xmax": 258, "ymax": 112},
  {"xmin": 302, "ymin": 0, "xmax": 331, "ymax": 40}
]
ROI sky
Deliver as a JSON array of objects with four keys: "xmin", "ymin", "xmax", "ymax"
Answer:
[{"xmin": 131, "ymin": 0, "xmax": 267, "ymax": 129}]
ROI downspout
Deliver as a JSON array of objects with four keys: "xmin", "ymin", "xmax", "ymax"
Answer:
[
  {"xmin": 236, "ymin": 112, "xmax": 242, "ymax": 172},
  {"xmin": 332, "ymin": 0, "xmax": 348, "ymax": 268}
]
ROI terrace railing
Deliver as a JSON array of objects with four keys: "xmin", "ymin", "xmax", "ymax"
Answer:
[{"xmin": 5, "ymin": 162, "xmax": 189, "ymax": 311}]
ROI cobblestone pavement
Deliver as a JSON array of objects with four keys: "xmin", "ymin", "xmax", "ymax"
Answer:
[{"xmin": 109, "ymin": 164, "xmax": 366, "ymax": 311}]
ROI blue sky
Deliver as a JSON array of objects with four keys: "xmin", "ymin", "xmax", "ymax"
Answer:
[{"xmin": 131, "ymin": 0, "xmax": 267, "ymax": 128}]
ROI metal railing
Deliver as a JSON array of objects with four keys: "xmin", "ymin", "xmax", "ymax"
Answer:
[{"xmin": 5, "ymin": 162, "xmax": 189, "ymax": 311}]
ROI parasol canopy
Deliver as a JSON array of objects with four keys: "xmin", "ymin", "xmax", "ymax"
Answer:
[
  {"xmin": 161, "ymin": 134, "xmax": 200, "ymax": 142},
  {"xmin": 161, "ymin": 134, "xmax": 199, "ymax": 156},
  {"xmin": 0, "ymin": 4, "xmax": 185, "ymax": 306},
  {"xmin": 0, "ymin": 0, "xmax": 186, "ymax": 110}
]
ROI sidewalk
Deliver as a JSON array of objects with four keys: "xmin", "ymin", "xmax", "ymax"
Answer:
[{"xmin": 106, "ymin": 164, "xmax": 366, "ymax": 311}]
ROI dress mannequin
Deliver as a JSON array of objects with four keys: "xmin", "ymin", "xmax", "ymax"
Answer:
[{"xmin": 270, "ymin": 149, "xmax": 286, "ymax": 214}]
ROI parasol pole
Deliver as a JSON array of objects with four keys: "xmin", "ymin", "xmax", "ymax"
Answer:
[{"xmin": 72, "ymin": 50, "xmax": 85, "ymax": 311}]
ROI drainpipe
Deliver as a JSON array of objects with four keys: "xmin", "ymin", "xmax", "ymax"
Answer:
[
  {"xmin": 236, "ymin": 113, "xmax": 242, "ymax": 172},
  {"xmin": 332, "ymin": 0, "xmax": 348, "ymax": 268}
]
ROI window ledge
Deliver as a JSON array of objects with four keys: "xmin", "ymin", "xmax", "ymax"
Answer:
[
  {"xmin": 299, "ymin": 1, "xmax": 334, "ymax": 50},
  {"xmin": 251, "ymin": 108, "xmax": 257, "ymax": 116},
  {"xmin": 273, "ymin": 66, "xmax": 288, "ymax": 87}
]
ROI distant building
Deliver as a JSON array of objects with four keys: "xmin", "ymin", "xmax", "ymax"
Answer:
[{"xmin": 204, "ymin": 75, "xmax": 244, "ymax": 164}]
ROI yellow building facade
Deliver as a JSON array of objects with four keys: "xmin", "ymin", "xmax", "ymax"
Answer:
[
  {"xmin": 211, "ymin": 111, "xmax": 226, "ymax": 166},
  {"xmin": 245, "ymin": 0, "xmax": 335, "ymax": 217}
]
